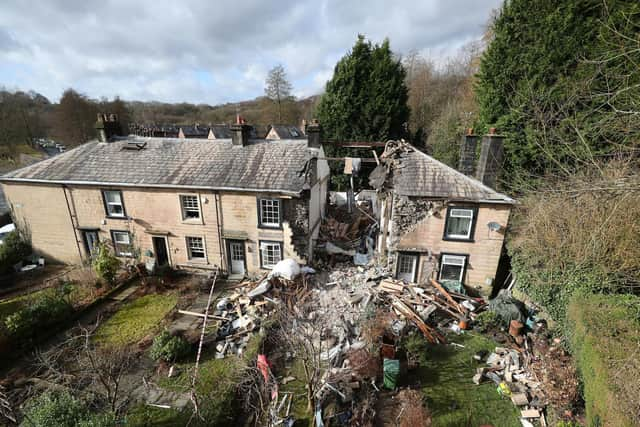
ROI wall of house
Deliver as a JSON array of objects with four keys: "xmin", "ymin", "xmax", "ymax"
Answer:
[
  {"xmin": 219, "ymin": 192, "xmax": 305, "ymax": 271},
  {"xmin": 2, "ymin": 183, "xmax": 80, "ymax": 264},
  {"xmin": 390, "ymin": 196, "xmax": 511, "ymax": 294},
  {"xmin": 3, "ymin": 181, "xmax": 309, "ymax": 274},
  {"xmin": 308, "ymin": 150, "xmax": 330, "ymax": 249}
]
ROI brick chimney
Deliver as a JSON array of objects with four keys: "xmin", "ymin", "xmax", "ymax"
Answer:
[
  {"xmin": 475, "ymin": 128, "xmax": 504, "ymax": 188},
  {"xmin": 95, "ymin": 113, "xmax": 122, "ymax": 142},
  {"xmin": 230, "ymin": 115, "xmax": 251, "ymax": 146},
  {"xmin": 306, "ymin": 119, "xmax": 321, "ymax": 149},
  {"xmin": 458, "ymin": 128, "xmax": 478, "ymax": 176}
]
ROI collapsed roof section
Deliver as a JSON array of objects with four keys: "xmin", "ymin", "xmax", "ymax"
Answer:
[{"xmin": 370, "ymin": 140, "xmax": 515, "ymax": 205}]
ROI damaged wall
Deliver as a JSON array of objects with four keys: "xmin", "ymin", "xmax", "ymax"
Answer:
[{"xmin": 283, "ymin": 197, "xmax": 309, "ymax": 259}]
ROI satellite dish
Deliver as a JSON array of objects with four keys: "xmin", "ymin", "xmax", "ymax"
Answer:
[{"xmin": 487, "ymin": 221, "xmax": 502, "ymax": 232}]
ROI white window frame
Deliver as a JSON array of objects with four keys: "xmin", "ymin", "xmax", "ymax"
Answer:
[
  {"xmin": 439, "ymin": 254, "xmax": 467, "ymax": 283},
  {"xmin": 260, "ymin": 240, "xmax": 282, "ymax": 269},
  {"xmin": 111, "ymin": 230, "xmax": 133, "ymax": 257},
  {"xmin": 259, "ymin": 198, "xmax": 281, "ymax": 228},
  {"xmin": 103, "ymin": 190, "xmax": 125, "ymax": 218},
  {"xmin": 396, "ymin": 253, "xmax": 418, "ymax": 282},
  {"xmin": 186, "ymin": 236, "xmax": 206, "ymax": 261},
  {"xmin": 444, "ymin": 208, "xmax": 475, "ymax": 240},
  {"xmin": 180, "ymin": 194, "xmax": 201, "ymax": 221}
]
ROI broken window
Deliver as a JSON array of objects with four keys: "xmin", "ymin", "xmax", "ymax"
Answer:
[
  {"xmin": 259, "ymin": 198, "xmax": 281, "ymax": 228},
  {"xmin": 396, "ymin": 253, "xmax": 418, "ymax": 282},
  {"xmin": 439, "ymin": 254, "xmax": 467, "ymax": 283},
  {"xmin": 103, "ymin": 190, "xmax": 126, "ymax": 218},
  {"xmin": 260, "ymin": 240, "xmax": 282, "ymax": 269},
  {"xmin": 444, "ymin": 207, "xmax": 475, "ymax": 240},
  {"xmin": 180, "ymin": 195, "xmax": 201, "ymax": 220},
  {"xmin": 186, "ymin": 236, "xmax": 206, "ymax": 260},
  {"xmin": 111, "ymin": 230, "xmax": 133, "ymax": 257}
]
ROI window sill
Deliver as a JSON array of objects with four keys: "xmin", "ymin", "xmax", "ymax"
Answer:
[
  {"xmin": 258, "ymin": 224, "xmax": 283, "ymax": 230},
  {"xmin": 106, "ymin": 215, "xmax": 128, "ymax": 220},
  {"xmin": 181, "ymin": 219, "xmax": 204, "ymax": 225},
  {"xmin": 186, "ymin": 259, "xmax": 208, "ymax": 265}
]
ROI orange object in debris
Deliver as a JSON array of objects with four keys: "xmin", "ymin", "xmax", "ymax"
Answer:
[
  {"xmin": 509, "ymin": 320, "xmax": 524, "ymax": 337},
  {"xmin": 458, "ymin": 317, "xmax": 469, "ymax": 330}
]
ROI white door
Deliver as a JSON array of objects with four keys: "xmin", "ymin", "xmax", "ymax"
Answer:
[
  {"xmin": 229, "ymin": 241, "xmax": 245, "ymax": 275},
  {"xmin": 396, "ymin": 253, "xmax": 417, "ymax": 283}
]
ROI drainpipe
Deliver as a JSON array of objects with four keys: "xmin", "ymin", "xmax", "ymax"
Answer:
[
  {"xmin": 214, "ymin": 192, "xmax": 226, "ymax": 274},
  {"xmin": 62, "ymin": 185, "xmax": 84, "ymax": 262}
]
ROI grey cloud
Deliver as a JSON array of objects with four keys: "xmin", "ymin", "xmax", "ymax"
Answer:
[{"xmin": 0, "ymin": 0, "xmax": 502, "ymax": 103}]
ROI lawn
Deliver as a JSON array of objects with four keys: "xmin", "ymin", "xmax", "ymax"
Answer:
[
  {"xmin": 415, "ymin": 332, "xmax": 521, "ymax": 427},
  {"xmin": 0, "ymin": 291, "xmax": 44, "ymax": 320},
  {"xmin": 94, "ymin": 293, "xmax": 178, "ymax": 345}
]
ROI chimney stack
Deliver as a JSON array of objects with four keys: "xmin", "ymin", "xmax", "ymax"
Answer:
[
  {"xmin": 306, "ymin": 119, "xmax": 321, "ymax": 149},
  {"xmin": 95, "ymin": 113, "xmax": 122, "ymax": 142},
  {"xmin": 230, "ymin": 114, "xmax": 251, "ymax": 146},
  {"xmin": 458, "ymin": 128, "xmax": 478, "ymax": 176},
  {"xmin": 475, "ymin": 128, "xmax": 504, "ymax": 189}
]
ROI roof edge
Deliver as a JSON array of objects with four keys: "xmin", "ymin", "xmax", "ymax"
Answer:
[{"xmin": 0, "ymin": 177, "xmax": 303, "ymax": 197}]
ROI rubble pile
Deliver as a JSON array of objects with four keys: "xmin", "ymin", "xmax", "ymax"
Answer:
[{"xmin": 318, "ymin": 203, "xmax": 377, "ymax": 261}]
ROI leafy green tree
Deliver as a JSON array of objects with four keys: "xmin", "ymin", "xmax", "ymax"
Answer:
[
  {"xmin": 476, "ymin": 0, "xmax": 640, "ymax": 190},
  {"xmin": 317, "ymin": 35, "xmax": 409, "ymax": 188}
]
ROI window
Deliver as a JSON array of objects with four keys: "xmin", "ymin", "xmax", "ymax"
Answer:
[
  {"xmin": 260, "ymin": 241, "xmax": 282, "ymax": 269},
  {"xmin": 111, "ymin": 230, "xmax": 133, "ymax": 257},
  {"xmin": 103, "ymin": 190, "xmax": 126, "ymax": 218},
  {"xmin": 444, "ymin": 207, "xmax": 476, "ymax": 241},
  {"xmin": 396, "ymin": 253, "xmax": 418, "ymax": 283},
  {"xmin": 258, "ymin": 198, "xmax": 281, "ymax": 228},
  {"xmin": 439, "ymin": 254, "xmax": 467, "ymax": 283},
  {"xmin": 180, "ymin": 195, "xmax": 201, "ymax": 220},
  {"xmin": 186, "ymin": 236, "xmax": 206, "ymax": 260}
]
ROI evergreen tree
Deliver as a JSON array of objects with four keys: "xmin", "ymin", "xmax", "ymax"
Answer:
[
  {"xmin": 317, "ymin": 35, "xmax": 409, "ymax": 142},
  {"xmin": 476, "ymin": 0, "xmax": 640, "ymax": 190}
]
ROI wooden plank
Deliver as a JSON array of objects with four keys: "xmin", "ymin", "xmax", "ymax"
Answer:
[{"xmin": 430, "ymin": 279, "xmax": 463, "ymax": 313}]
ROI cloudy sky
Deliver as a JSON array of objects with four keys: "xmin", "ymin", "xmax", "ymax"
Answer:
[{"xmin": 0, "ymin": 0, "xmax": 501, "ymax": 105}]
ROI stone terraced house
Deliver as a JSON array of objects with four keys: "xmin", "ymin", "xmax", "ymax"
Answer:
[{"xmin": 0, "ymin": 119, "xmax": 329, "ymax": 277}]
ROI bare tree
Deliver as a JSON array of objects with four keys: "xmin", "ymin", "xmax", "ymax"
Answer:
[{"xmin": 265, "ymin": 65, "xmax": 293, "ymax": 124}]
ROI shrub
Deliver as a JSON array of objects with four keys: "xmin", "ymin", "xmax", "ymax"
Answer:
[
  {"xmin": 0, "ymin": 231, "xmax": 31, "ymax": 275},
  {"xmin": 402, "ymin": 332, "xmax": 430, "ymax": 367},
  {"xmin": 150, "ymin": 330, "xmax": 190, "ymax": 362},
  {"xmin": 474, "ymin": 311, "xmax": 501, "ymax": 332},
  {"xmin": 20, "ymin": 391, "xmax": 115, "ymax": 427},
  {"xmin": 92, "ymin": 243, "xmax": 121, "ymax": 286},
  {"xmin": 5, "ymin": 285, "xmax": 73, "ymax": 336}
]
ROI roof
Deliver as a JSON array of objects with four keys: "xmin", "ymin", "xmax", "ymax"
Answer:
[
  {"xmin": 268, "ymin": 125, "xmax": 304, "ymax": 139},
  {"xmin": 382, "ymin": 142, "xmax": 515, "ymax": 204},
  {"xmin": 0, "ymin": 137, "xmax": 316, "ymax": 195},
  {"xmin": 208, "ymin": 125, "xmax": 232, "ymax": 139},
  {"xmin": 179, "ymin": 125, "xmax": 209, "ymax": 137}
]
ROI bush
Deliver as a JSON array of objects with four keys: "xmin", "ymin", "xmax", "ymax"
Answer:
[
  {"xmin": 5, "ymin": 285, "xmax": 74, "ymax": 337},
  {"xmin": 402, "ymin": 332, "xmax": 430, "ymax": 367},
  {"xmin": 20, "ymin": 391, "xmax": 115, "ymax": 427},
  {"xmin": 150, "ymin": 330, "xmax": 190, "ymax": 362},
  {"xmin": 474, "ymin": 311, "xmax": 501, "ymax": 332},
  {"xmin": 92, "ymin": 243, "xmax": 121, "ymax": 286},
  {"xmin": 0, "ymin": 231, "xmax": 31, "ymax": 275},
  {"xmin": 568, "ymin": 293, "xmax": 640, "ymax": 426}
]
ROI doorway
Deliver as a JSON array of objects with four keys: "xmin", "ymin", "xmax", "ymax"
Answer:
[
  {"xmin": 396, "ymin": 252, "xmax": 418, "ymax": 283},
  {"xmin": 83, "ymin": 230, "xmax": 99, "ymax": 258},
  {"xmin": 152, "ymin": 236, "xmax": 169, "ymax": 266},
  {"xmin": 227, "ymin": 240, "xmax": 246, "ymax": 275}
]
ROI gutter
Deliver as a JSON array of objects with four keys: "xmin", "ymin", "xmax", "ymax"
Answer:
[{"xmin": 0, "ymin": 177, "xmax": 303, "ymax": 197}]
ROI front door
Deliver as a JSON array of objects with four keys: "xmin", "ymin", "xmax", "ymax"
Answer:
[
  {"xmin": 83, "ymin": 231, "xmax": 99, "ymax": 258},
  {"xmin": 152, "ymin": 236, "xmax": 169, "ymax": 266},
  {"xmin": 228, "ymin": 240, "xmax": 246, "ymax": 275}
]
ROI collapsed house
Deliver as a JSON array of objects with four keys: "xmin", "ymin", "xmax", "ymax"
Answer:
[
  {"xmin": 371, "ymin": 131, "xmax": 515, "ymax": 295},
  {"xmin": 0, "ymin": 115, "xmax": 329, "ymax": 276}
]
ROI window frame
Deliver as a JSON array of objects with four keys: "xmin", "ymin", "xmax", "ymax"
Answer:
[
  {"xmin": 395, "ymin": 252, "xmax": 419, "ymax": 283},
  {"xmin": 179, "ymin": 194, "xmax": 202, "ymax": 222},
  {"xmin": 438, "ymin": 253, "xmax": 469, "ymax": 284},
  {"xmin": 259, "ymin": 240, "xmax": 283, "ymax": 269},
  {"xmin": 442, "ymin": 205, "xmax": 478, "ymax": 242},
  {"xmin": 110, "ymin": 230, "xmax": 134, "ymax": 257},
  {"xmin": 185, "ymin": 236, "xmax": 207, "ymax": 262},
  {"xmin": 257, "ymin": 198, "xmax": 283, "ymax": 229},
  {"xmin": 102, "ymin": 189, "xmax": 127, "ymax": 219}
]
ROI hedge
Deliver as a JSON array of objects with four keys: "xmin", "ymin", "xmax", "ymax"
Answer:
[{"xmin": 567, "ymin": 293, "xmax": 640, "ymax": 426}]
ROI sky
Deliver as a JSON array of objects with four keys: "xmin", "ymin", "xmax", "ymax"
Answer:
[{"xmin": 0, "ymin": 0, "xmax": 502, "ymax": 105}]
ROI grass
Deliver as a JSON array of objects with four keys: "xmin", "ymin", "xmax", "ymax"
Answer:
[
  {"xmin": 0, "ymin": 290, "xmax": 45, "ymax": 321},
  {"xmin": 568, "ymin": 293, "xmax": 640, "ymax": 427},
  {"xmin": 94, "ymin": 293, "xmax": 178, "ymax": 346},
  {"xmin": 279, "ymin": 357, "xmax": 313, "ymax": 427},
  {"xmin": 125, "ymin": 403, "xmax": 190, "ymax": 426},
  {"xmin": 414, "ymin": 332, "xmax": 521, "ymax": 427}
]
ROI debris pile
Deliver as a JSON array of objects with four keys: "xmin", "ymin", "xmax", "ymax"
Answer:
[{"xmin": 318, "ymin": 202, "xmax": 377, "ymax": 264}]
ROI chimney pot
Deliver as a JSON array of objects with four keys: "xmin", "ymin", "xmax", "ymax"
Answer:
[{"xmin": 230, "ymin": 120, "xmax": 251, "ymax": 146}]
